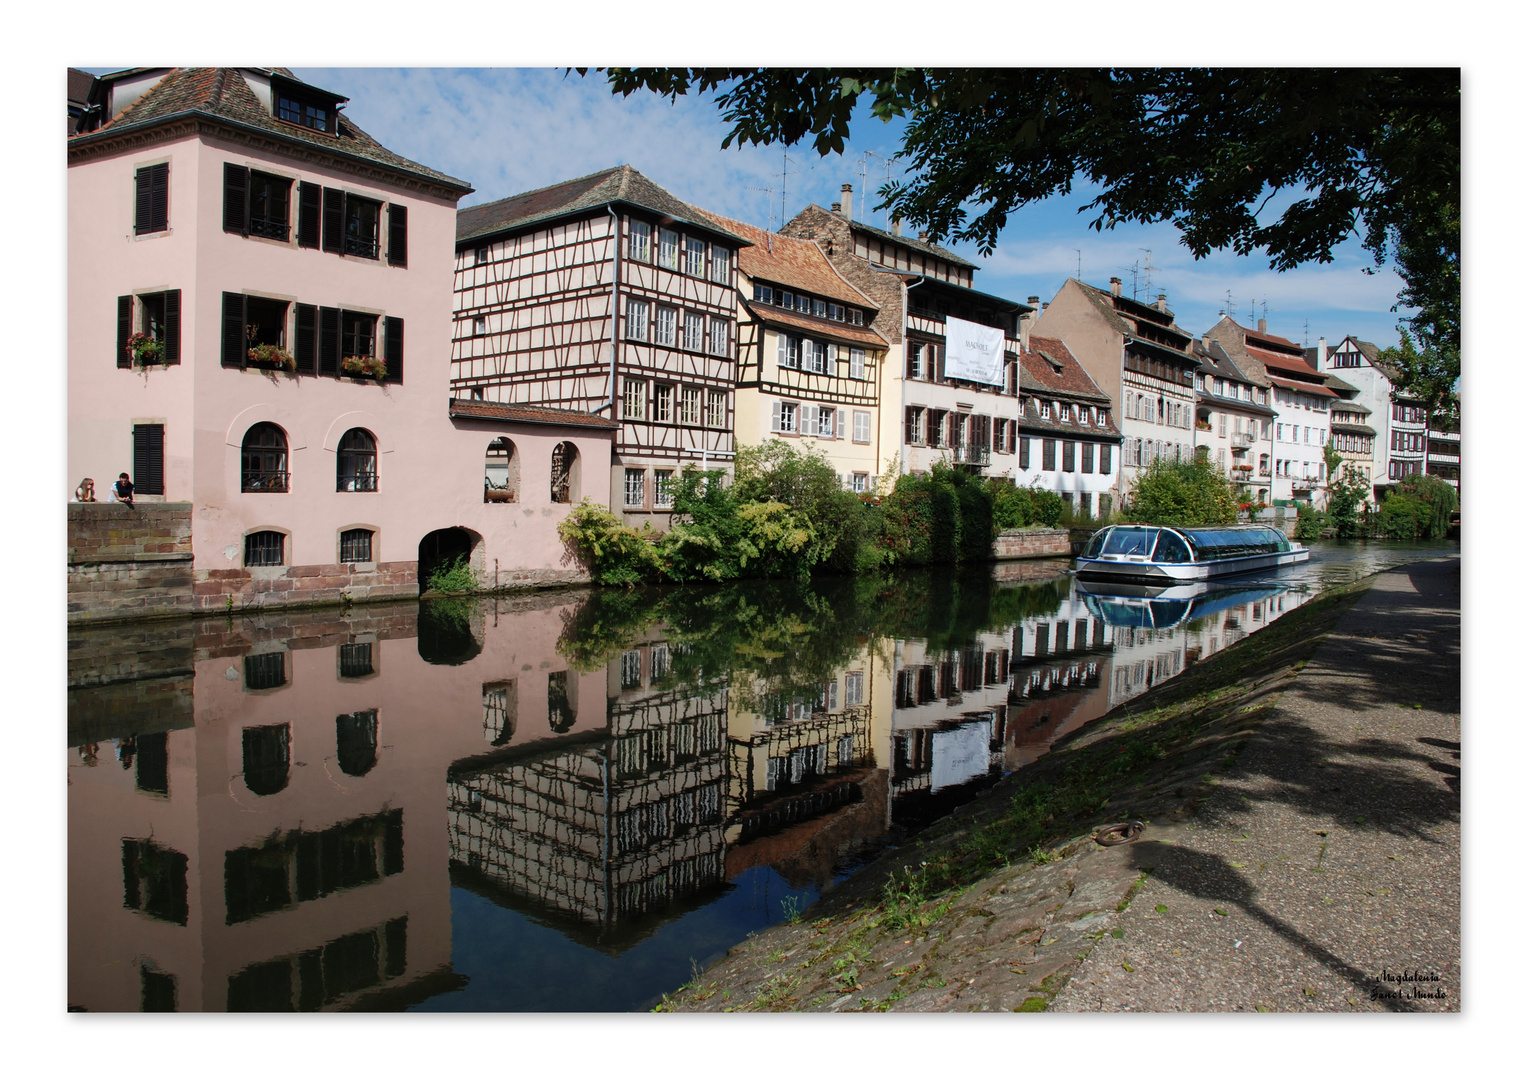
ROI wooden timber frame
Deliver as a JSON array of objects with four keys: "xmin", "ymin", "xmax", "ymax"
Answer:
[{"xmin": 452, "ymin": 205, "xmax": 742, "ymax": 523}]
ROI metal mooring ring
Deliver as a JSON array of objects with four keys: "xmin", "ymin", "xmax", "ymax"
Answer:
[{"xmin": 1095, "ymin": 821, "xmax": 1144, "ymax": 847}]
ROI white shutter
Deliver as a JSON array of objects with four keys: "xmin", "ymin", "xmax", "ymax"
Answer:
[
  {"xmin": 801, "ymin": 406, "xmax": 817, "ymax": 437},
  {"xmin": 836, "ymin": 409, "xmax": 846, "ymax": 439},
  {"xmin": 827, "ymin": 342, "xmax": 838, "ymax": 366},
  {"xmin": 770, "ymin": 400, "xmax": 781, "ymax": 433},
  {"xmin": 870, "ymin": 474, "xmax": 878, "ymax": 492},
  {"xmin": 776, "ymin": 332, "xmax": 786, "ymax": 369}
]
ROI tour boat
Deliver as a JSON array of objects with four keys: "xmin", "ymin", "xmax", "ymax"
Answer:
[{"xmin": 1073, "ymin": 524, "xmax": 1308, "ymax": 584}]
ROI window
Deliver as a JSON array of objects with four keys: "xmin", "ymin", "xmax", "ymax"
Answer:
[
  {"xmin": 710, "ymin": 246, "xmax": 731, "ymax": 284},
  {"xmin": 134, "ymin": 163, "xmax": 169, "ymax": 235},
  {"xmin": 684, "ymin": 311, "xmax": 704, "ymax": 351},
  {"xmin": 653, "ymin": 384, "xmax": 673, "ymax": 423},
  {"xmin": 339, "ymin": 310, "xmax": 377, "ymax": 367},
  {"xmin": 778, "ymin": 333, "xmax": 800, "ymax": 370},
  {"xmin": 336, "ymin": 711, "xmax": 378, "ymax": 777},
  {"xmin": 1019, "ymin": 437, "xmax": 1030, "ymax": 469},
  {"xmin": 244, "ymin": 530, "xmax": 285, "ymax": 567},
  {"xmin": 1081, "ymin": 442, "xmax": 1095, "ymax": 473},
  {"xmin": 224, "ymin": 165, "xmax": 292, "ymax": 241},
  {"xmin": 907, "ymin": 344, "xmax": 925, "ymax": 380},
  {"xmin": 1042, "ymin": 439, "xmax": 1057, "ymax": 471},
  {"xmin": 278, "ymin": 95, "xmax": 329, "ymax": 132},
  {"xmin": 680, "ymin": 387, "xmax": 701, "ymax": 426},
  {"xmin": 1063, "ymin": 440, "xmax": 1076, "ymax": 472},
  {"xmin": 846, "ymin": 672, "xmax": 864, "ymax": 706},
  {"xmin": 850, "ymin": 347, "xmax": 866, "ymax": 380},
  {"xmin": 241, "ymin": 723, "xmax": 291, "ymax": 793},
  {"xmin": 1100, "ymin": 443, "xmax": 1112, "ymax": 474},
  {"xmin": 654, "ymin": 469, "xmax": 675, "ymax": 508},
  {"xmin": 629, "ymin": 220, "xmax": 651, "ymax": 262},
  {"xmin": 853, "ymin": 410, "xmax": 871, "ymax": 444},
  {"xmin": 684, "ymin": 237, "xmax": 706, "ymax": 276},
  {"xmin": 550, "ymin": 442, "xmax": 578, "ymax": 503},
  {"xmin": 905, "ymin": 406, "xmax": 924, "ymax": 445},
  {"xmin": 241, "ymin": 424, "xmax": 289, "ymax": 493},
  {"xmin": 623, "ymin": 378, "xmax": 646, "ymax": 419},
  {"xmin": 118, "ymin": 290, "xmax": 182, "ymax": 368},
  {"xmin": 475, "ymin": 245, "xmax": 489, "ymax": 266},
  {"xmin": 653, "ymin": 306, "xmax": 676, "ymax": 347},
  {"xmin": 806, "ymin": 340, "xmax": 827, "ymax": 374},
  {"xmin": 708, "ymin": 390, "xmax": 726, "ymax": 428},
  {"xmin": 658, "ymin": 228, "xmax": 679, "ymax": 269},
  {"xmin": 342, "ymin": 195, "xmax": 381, "ymax": 259},
  {"xmin": 709, "ymin": 316, "xmax": 730, "ymax": 357},
  {"xmin": 133, "ymin": 423, "xmax": 164, "ymax": 496},
  {"xmin": 816, "ymin": 406, "xmax": 836, "ymax": 437},
  {"xmin": 338, "ymin": 642, "xmax": 373, "ymax": 678},
  {"xmin": 1040, "ymin": 400, "xmax": 1052, "ymax": 420},
  {"xmin": 626, "ymin": 299, "xmax": 648, "ymax": 340},
  {"xmin": 337, "ymin": 429, "xmax": 377, "ymax": 492},
  {"xmin": 851, "ymin": 473, "xmax": 868, "ymax": 493},
  {"xmin": 774, "ymin": 401, "xmax": 798, "ymax": 434},
  {"xmin": 121, "ymin": 838, "xmax": 189, "ymax": 926},
  {"xmin": 624, "ymin": 468, "xmax": 646, "ymax": 508}
]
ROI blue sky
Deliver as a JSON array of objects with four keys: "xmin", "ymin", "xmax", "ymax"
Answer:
[{"xmin": 296, "ymin": 66, "xmax": 1413, "ymax": 350}]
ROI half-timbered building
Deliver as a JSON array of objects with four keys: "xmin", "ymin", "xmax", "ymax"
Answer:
[
  {"xmin": 780, "ymin": 187, "xmax": 1032, "ymax": 483},
  {"xmin": 1190, "ymin": 337, "xmax": 1276, "ymax": 504},
  {"xmin": 453, "ymin": 166, "xmax": 749, "ymax": 526},
  {"xmin": 1032, "ymin": 278, "xmax": 1200, "ymax": 496},
  {"xmin": 696, "ymin": 211, "xmax": 889, "ymax": 492},
  {"xmin": 1016, "ymin": 335, "xmax": 1123, "ymax": 517}
]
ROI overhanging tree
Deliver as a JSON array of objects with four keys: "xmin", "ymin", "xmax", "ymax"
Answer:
[{"xmin": 599, "ymin": 67, "xmax": 1458, "ymax": 392}]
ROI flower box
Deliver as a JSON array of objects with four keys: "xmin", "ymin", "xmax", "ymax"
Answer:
[
  {"xmin": 128, "ymin": 332, "xmax": 164, "ymax": 367},
  {"xmin": 247, "ymin": 344, "xmax": 296, "ymax": 372},
  {"xmin": 341, "ymin": 355, "xmax": 387, "ymax": 380}
]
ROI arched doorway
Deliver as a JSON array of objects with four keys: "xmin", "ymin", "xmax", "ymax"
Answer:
[
  {"xmin": 550, "ymin": 442, "xmax": 580, "ymax": 504},
  {"xmin": 418, "ymin": 527, "xmax": 480, "ymax": 590}
]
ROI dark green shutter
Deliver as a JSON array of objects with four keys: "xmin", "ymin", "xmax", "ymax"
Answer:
[
  {"xmin": 133, "ymin": 424, "xmax": 165, "ymax": 496},
  {"xmin": 1019, "ymin": 436, "xmax": 1030, "ymax": 469},
  {"xmin": 383, "ymin": 317, "xmax": 403, "ymax": 383},
  {"xmin": 163, "ymin": 290, "xmax": 181, "ymax": 364},
  {"xmin": 387, "ymin": 204, "xmax": 407, "ymax": 266},
  {"xmin": 222, "ymin": 292, "xmax": 246, "ymax": 367},
  {"xmin": 321, "ymin": 188, "xmax": 343, "ymax": 253},
  {"xmin": 319, "ymin": 307, "xmax": 340, "ymax": 375},
  {"xmin": 117, "ymin": 295, "xmax": 133, "ymax": 368},
  {"xmin": 223, "ymin": 163, "xmax": 249, "ymax": 235},
  {"xmin": 294, "ymin": 304, "xmax": 316, "ymax": 374},
  {"xmin": 135, "ymin": 163, "xmax": 169, "ymax": 235},
  {"xmin": 1101, "ymin": 443, "xmax": 1113, "ymax": 474},
  {"xmin": 297, "ymin": 182, "xmax": 321, "ymax": 248}
]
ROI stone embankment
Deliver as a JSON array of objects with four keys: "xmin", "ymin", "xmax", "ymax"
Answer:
[{"xmin": 657, "ymin": 558, "xmax": 1459, "ymax": 1013}]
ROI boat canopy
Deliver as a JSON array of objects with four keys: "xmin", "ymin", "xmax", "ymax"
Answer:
[{"xmin": 1081, "ymin": 524, "xmax": 1290, "ymax": 563}]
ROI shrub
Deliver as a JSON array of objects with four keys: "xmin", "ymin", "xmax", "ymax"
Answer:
[
  {"xmin": 1393, "ymin": 473, "xmax": 1458, "ymax": 539},
  {"xmin": 1324, "ymin": 464, "xmax": 1371, "ymax": 539},
  {"xmin": 424, "ymin": 554, "xmax": 480, "ymax": 593},
  {"xmin": 1376, "ymin": 492, "xmax": 1428, "ymax": 539},
  {"xmin": 1128, "ymin": 458, "xmax": 1239, "ymax": 526},
  {"xmin": 557, "ymin": 499, "xmax": 664, "ymax": 586},
  {"xmin": 1293, "ymin": 502, "xmax": 1326, "ymax": 541}
]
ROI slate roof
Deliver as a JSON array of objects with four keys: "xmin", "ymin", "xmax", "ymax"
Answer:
[
  {"xmin": 697, "ymin": 210, "xmax": 876, "ymax": 310},
  {"xmin": 825, "ymin": 207, "xmax": 977, "ymax": 269},
  {"xmin": 69, "ymin": 68, "xmax": 472, "ymax": 194},
  {"xmin": 457, "ymin": 165, "xmax": 749, "ymax": 249},
  {"xmin": 447, "ymin": 399, "xmax": 619, "ymax": 430}
]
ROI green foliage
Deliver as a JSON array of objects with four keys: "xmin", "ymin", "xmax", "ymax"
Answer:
[
  {"xmin": 1377, "ymin": 330, "xmax": 1459, "ymax": 427},
  {"xmin": 1294, "ymin": 502, "xmax": 1326, "ymax": 542},
  {"xmin": 557, "ymin": 499, "xmax": 665, "ymax": 586},
  {"xmin": 1324, "ymin": 464, "xmax": 1372, "ymax": 540},
  {"xmin": 1127, "ymin": 457, "xmax": 1238, "ymax": 527},
  {"xmin": 1375, "ymin": 493, "xmax": 1426, "ymax": 540},
  {"xmin": 598, "ymin": 68, "xmax": 1457, "ymax": 353},
  {"xmin": 989, "ymin": 480, "xmax": 1066, "ymax": 531},
  {"xmin": 1381, "ymin": 473, "xmax": 1457, "ymax": 540},
  {"xmin": 424, "ymin": 555, "xmax": 480, "ymax": 594}
]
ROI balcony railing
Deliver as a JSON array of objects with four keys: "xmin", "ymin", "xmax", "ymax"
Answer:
[
  {"xmin": 249, "ymin": 216, "xmax": 290, "ymax": 242},
  {"xmin": 951, "ymin": 445, "xmax": 991, "ymax": 466},
  {"xmin": 1291, "ymin": 477, "xmax": 1318, "ymax": 491},
  {"xmin": 344, "ymin": 235, "xmax": 379, "ymax": 259},
  {"xmin": 242, "ymin": 470, "xmax": 290, "ymax": 493},
  {"xmin": 1232, "ymin": 432, "xmax": 1257, "ymax": 448}
]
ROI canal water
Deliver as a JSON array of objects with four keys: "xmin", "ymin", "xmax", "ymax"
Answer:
[{"xmin": 67, "ymin": 539, "xmax": 1455, "ymax": 1013}]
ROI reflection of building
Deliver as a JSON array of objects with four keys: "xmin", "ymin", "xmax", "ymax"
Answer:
[
  {"xmin": 1005, "ymin": 596, "xmax": 1116, "ymax": 769},
  {"xmin": 447, "ymin": 633, "xmax": 731, "ymax": 952}
]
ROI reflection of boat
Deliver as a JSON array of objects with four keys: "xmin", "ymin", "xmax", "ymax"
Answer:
[
  {"xmin": 1077, "ymin": 579, "xmax": 1290, "ymax": 631},
  {"xmin": 1075, "ymin": 524, "xmax": 1308, "ymax": 583}
]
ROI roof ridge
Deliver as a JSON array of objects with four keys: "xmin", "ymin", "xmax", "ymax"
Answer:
[{"xmin": 461, "ymin": 165, "xmax": 625, "ymax": 214}]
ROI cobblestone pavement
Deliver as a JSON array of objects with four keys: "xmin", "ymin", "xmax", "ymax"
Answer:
[{"xmin": 1052, "ymin": 557, "xmax": 1460, "ymax": 1012}]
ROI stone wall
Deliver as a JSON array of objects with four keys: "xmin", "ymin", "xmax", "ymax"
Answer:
[
  {"xmin": 68, "ymin": 503, "xmax": 196, "ymax": 622},
  {"xmin": 991, "ymin": 528, "xmax": 1073, "ymax": 561}
]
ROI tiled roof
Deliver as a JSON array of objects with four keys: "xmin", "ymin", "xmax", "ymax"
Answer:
[
  {"xmin": 697, "ymin": 210, "xmax": 876, "ymax": 310},
  {"xmin": 1266, "ymin": 373, "xmax": 1339, "ymax": 398},
  {"xmin": 1020, "ymin": 337, "xmax": 1114, "ymax": 405},
  {"xmin": 1018, "ymin": 399, "xmax": 1123, "ymax": 441},
  {"xmin": 457, "ymin": 165, "xmax": 749, "ymax": 248},
  {"xmin": 1244, "ymin": 326, "xmax": 1304, "ymax": 351},
  {"xmin": 745, "ymin": 305, "xmax": 890, "ymax": 350},
  {"xmin": 448, "ymin": 399, "xmax": 619, "ymax": 430},
  {"xmin": 1247, "ymin": 345, "xmax": 1327, "ymax": 382},
  {"xmin": 1332, "ymin": 422, "xmax": 1378, "ymax": 437},
  {"xmin": 830, "ymin": 208, "xmax": 977, "ymax": 269},
  {"xmin": 69, "ymin": 68, "xmax": 472, "ymax": 194}
]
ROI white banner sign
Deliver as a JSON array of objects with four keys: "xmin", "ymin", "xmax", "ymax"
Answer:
[{"xmin": 942, "ymin": 316, "xmax": 1006, "ymax": 387}]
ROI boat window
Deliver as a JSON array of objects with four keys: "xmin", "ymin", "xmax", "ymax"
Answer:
[
  {"xmin": 1179, "ymin": 526, "xmax": 1291, "ymax": 560},
  {"xmin": 1083, "ymin": 530, "xmax": 1110, "ymax": 558},
  {"xmin": 1152, "ymin": 531, "xmax": 1192, "ymax": 563},
  {"xmin": 1099, "ymin": 527, "xmax": 1158, "ymax": 557}
]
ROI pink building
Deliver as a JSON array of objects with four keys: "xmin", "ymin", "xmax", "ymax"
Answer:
[{"xmin": 68, "ymin": 68, "xmax": 614, "ymax": 617}]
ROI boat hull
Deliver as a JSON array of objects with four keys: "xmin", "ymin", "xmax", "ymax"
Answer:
[{"xmin": 1074, "ymin": 547, "xmax": 1309, "ymax": 584}]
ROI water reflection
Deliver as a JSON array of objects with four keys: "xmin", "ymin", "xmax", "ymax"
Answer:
[{"xmin": 67, "ymin": 540, "xmax": 1455, "ymax": 1011}]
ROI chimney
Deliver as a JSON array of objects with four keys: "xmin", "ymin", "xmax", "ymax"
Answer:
[
  {"xmin": 831, "ymin": 202, "xmax": 841, "ymax": 213},
  {"xmin": 1317, "ymin": 336, "xmax": 1327, "ymax": 367},
  {"xmin": 917, "ymin": 230, "xmax": 928, "ymax": 242},
  {"xmin": 1019, "ymin": 299, "xmax": 1041, "ymax": 351},
  {"xmin": 1155, "ymin": 292, "xmax": 1167, "ymax": 312},
  {"xmin": 1258, "ymin": 317, "xmax": 1267, "ymax": 333},
  {"xmin": 840, "ymin": 183, "xmax": 853, "ymax": 220},
  {"xmin": 1109, "ymin": 276, "xmax": 1122, "ymax": 297},
  {"xmin": 891, "ymin": 218, "xmax": 902, "ymax": 237}
]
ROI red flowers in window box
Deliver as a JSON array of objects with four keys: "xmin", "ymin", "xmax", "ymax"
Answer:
[
  {"xmin": 341, "ymin": 355, "xmax": 387, "ymax": 380},
  {"xmin": 247, "ymin": 344, "xmax": 296, "ymax": 371},
  {"xmin": 128, "ymin": 332, "xmax": 164, "ymax": 367}
]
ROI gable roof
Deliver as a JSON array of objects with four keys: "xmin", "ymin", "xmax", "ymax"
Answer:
[
  {"xmin": 447, "ymin": 399, "xmax": 619, "ymax": 430},
  {"xmin": 69, "ymin": 67, "xmax": 472, "ymax": 195},
  {"xmin": 1067, "ymin": 279, "xmax": 1197, "ymax": 360},
  {"xmin": 1020, "ymin": 336, "xmax": 1113, "ymax": 403},
  {"xmin": 457, "ymin": 165, "xmax": 749, "ymax": 248},
  {"xmin": 695, "ymin": 210, "xmax": 875, "ymax": 310},
  {"xmin": 838, "ymin": 209, "xmax": 978, "ymax": 269}
]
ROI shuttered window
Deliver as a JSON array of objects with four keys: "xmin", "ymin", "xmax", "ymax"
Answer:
[
  {"xmin": 1019, "ymin": 437, "xmax": 1030, "ymax": 469},
  {"xmin": 297, "ymin": 182, "xmax": 322, "ymax": 248},
  {"xmin": 222, "ymin": 293, "xmax": 247, "ymax": 367},
  {"xmin": 387, "ymin": 204, "xmax": 407, "ymax": 267},
  {"xmin": 1082, "ymin": 441, "xmax": 1095, "ymax": 473},
  {"xmin": 133, "ymin": 424, "xmax": 165, "ymax": 496},
  {"xmin": 1063, "ymin": 441, "xmax": 1076, "ymax": 472},
  {"xmin": 117, "ymin": 296, "xmax": 133, "ymax": 368},
  {"xmin": 1042, "ymin": 439, "xmax": 1056, "ymax": 471},
  {"xmin": 294, "ymin": 304, "xmax": 317, "ymax": 374},
  {"xmin": 383, "ymin": 317, "xmax": 403, "ymax": 383},
  {"xmin": 1100, "ymin": 443, "xmax": 1113, "ymax": 474},
  {"xmin": 319, "ymin": 307, "xmax": 340, "ymax": 376},
  {"xmin": 134, "ymin": 163, "xmax": 168, "ymax": 235},
  {"xmin": 321, "ymin": 187, "xmax": 344, "ymax": 253}
]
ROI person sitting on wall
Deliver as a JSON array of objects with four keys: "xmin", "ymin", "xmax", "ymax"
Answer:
[
  {"xmin": 107, "ymin": 472, "xmax": 134, "ymax": 508},
  {"xmin": 72, "ymin": 478, "xmax": 97, "ymax": 502}
]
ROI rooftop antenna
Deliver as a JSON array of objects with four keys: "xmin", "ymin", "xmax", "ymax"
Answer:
[
  {"xmin": 1121, "ymin": 259, "xmax": 1140, "ymax": 301},
  {"xmin": 1074, "ymin": 249, "xmax": 1082, "ymax": 279},
  {"xmin": 1139, "ymin": 248, "xmax": 1155, "ymax": 302},
  {"xmin": 1260, "ymin": 299, "xmax": 1269, "ymax": 325},
  {"xmin": 859, "ymin": 149, "xmax": 894, "ymax": 229},
  {"xmin": 1224, "ymin": 290, "xmax": 1236, "ymax": 318},
  {"xmin": 1303, "ymin": 318, "xmax": 1310, "ymax": 346}
]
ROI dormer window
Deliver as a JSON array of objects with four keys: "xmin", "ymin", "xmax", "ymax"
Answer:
[{"xmin": 278, "ymin": 94, "xmax": 330, "ymax": 133}]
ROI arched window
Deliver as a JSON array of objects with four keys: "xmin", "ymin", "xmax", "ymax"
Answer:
[
  {"xmin": 242, "ymin": 423, "xmax": 289, "ymax": 492},
  {"xmin": 335, "ymin": 710, "xmax": 378, "ymax": 776},
  {"xmin": 337, "ymin": 428, "xmax": 377, "ymax": 491},
  {"xmin": 484, "ymin": 438, "xmax": 519, "ymax": 502},
  {"xmin": 242, "ymin": 724, "xmax": 290, "ymax": 795},
  {"xmin": 550, "ymin": 442, "xmax": 579, "ymax": 504}
]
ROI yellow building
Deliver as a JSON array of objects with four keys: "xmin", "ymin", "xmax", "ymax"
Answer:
[{"xmin": 698, "ymin": 211, "xmax": 890, "ymax": 492}]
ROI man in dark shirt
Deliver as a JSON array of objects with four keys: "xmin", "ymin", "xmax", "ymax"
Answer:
[{"xmin": 112, "ymin": 472, "xmax": 135, "ymax": 508}]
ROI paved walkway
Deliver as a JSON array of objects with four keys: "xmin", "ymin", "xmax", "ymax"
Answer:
[{"xmin": 1053, "ymin": 557, "xmax": 1461, "ymax": 1012}]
